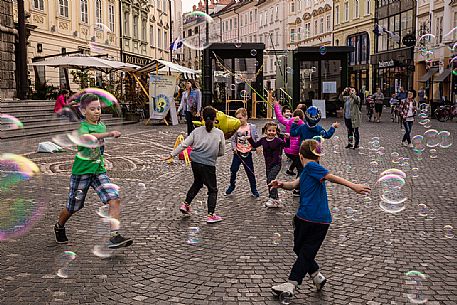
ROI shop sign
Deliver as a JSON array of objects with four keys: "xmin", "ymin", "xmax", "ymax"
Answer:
[
  {"xmin": 123, "ymin": 53, "xmax": 153, "ymax": 67},
  {"xmin": 379, "ymin": 59, "xmax": 395, "ymax": 68}
]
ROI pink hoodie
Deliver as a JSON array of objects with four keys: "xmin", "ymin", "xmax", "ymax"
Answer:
[{"xmin": 274, "ymin": 103, "xmax": 303, "ymax": 155}]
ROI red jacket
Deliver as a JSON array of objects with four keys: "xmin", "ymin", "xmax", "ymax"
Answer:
[{"xmin": 54, "ymin": 94, "xmax": 67, "ymax": 113}]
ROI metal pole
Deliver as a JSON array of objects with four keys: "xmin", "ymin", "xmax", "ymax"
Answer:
[
  {"xmin": 202, "ymin": 0, "xmax": 212, "ymax": 106},
  {"xmin": 17, "ymin": 0, "xmax": 28, "ymax": 99},
  {"xmin": 169, "ymin": 0, "xmax": 173, "ymax": 62},
  {"xmin": 119, "ymin": 0, "xmax": 124, "ymax": 98}
]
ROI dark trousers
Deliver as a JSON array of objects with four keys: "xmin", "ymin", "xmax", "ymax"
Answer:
[
  {"xmin": 289, "ymin": 216, "xmax": 330, "ymax": 285},
  {"xmin": 286, "ymin": 153, "xmax": 300, "ymax": 172},
  {"xmin": 344, "ymin": 118, "xmax": 360, "ymax": 147},
  {"xmin": 185, "ymin": 111, "xmax": 195, "ymax": 136},
  {"xmin": 229, "ymin": 152, "xmax": 257, "ymax": 192},
  {"xmin": 266, "ymin": 164, "xmax": 281, "ymax": 199},
  {"xmin": 402, "ymin": 120, "xmax": 413, "ymax": 144},
  {"xmin": 185, "ymin": 162, "xmax": 218, "ymax": 215}
]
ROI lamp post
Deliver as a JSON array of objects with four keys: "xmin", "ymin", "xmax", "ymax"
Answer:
[
  {"xmin": 202, "ymin": 0, "xmax": 212, "ymax": 106},
  {"xmin": 169, "ymin": 0, "xmax": 173, "ymax": 62},
  {"xmin": 17, "ymin": 0, "xmax": 28, "ymax": 99}
]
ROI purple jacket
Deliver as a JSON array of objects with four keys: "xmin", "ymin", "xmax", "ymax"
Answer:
[{"xmin": 274, "ymin": 103, "xmax": 303, "ymax": 155}]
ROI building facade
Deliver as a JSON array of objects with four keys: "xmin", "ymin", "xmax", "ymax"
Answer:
[
  {"xmin": 0, "ymin": 0, "xmax": 16, "ymax": 99},
  {"xmin": 415, "ymin": 0, "xmax": 456, "ymax": 104},
  {"xmin": 371, "ymin": 0, "xmax": 416, "ymax": 98},
  {"xmin": 333, "ymin": 0, "xmax": 375, "ymax": 93}
]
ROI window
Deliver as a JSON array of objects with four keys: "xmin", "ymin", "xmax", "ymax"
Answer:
[
  {"xmin": 436, "ymin": 16, "xmax": 443, "ymax": 43},
  {"xmin": 195, "ymin": 27, "xmax": 198, "ymax": 34},
  {"xmin": 290, "ymin": 29, "xmax": 295, "ymax": 43},
  {"xmin": 275, "ymin": 29, "xmax": 279, "ymax": 45},
  {"xmin": 96, "ymin": 0, "xmax": 102, "ymax": 28},
  {"xmin": 150, "ymin": 25, "xmax": 154, "ymax": 47},
  {"xmin": 59, "ymin": 0, "xmax": 69, "ymax": 17},
  {"xmin": 241, "ymin": 15, "xmax": 244, "ymax": 27},
  {"xmin": 109, "ymin": 4, "xmax": 115, "ymax": 31},
  {"xmin": 270, "ymin": 8, "xmax": 274, "ymax": 23},
  {"xmin": 314, "ymin": 20, "xmax": 318, "ymax": 35},
  {"xmin": 344, "ymin": 2, "xmax": 349, "ymax": 22},
  {"xmin": 230, "ymin": 19, "xmax": 232, "ymax": 31},
  {"xmin": 124, "ymin": 12, "xmax": 129, "ymax": 36},
  {"xmin": 234, "ymin": 18, "xmax": 237, "ymax": 28},
  {"xmin": 347, "ymin": 33, "xmax": 369, "ymax": 65},
  {"xmin": 133, "ymin": 15, "xmax": 138, "ymax": 39},
  {"xmin": 33, "ymin": 0, "xmax": 44, "ymax": 10},
  {"xmin": 335, "ymin": 5, "xmax": 340, "ymax": 24},
  {"xmin": 164, "ymin": 31, "xmax": 168, "ymax": 50},
  {"xmin": 275, "ymin": 6, "xmax": 279, "ymax": 20},
  {"xmin": 162, "ymin": 0, "xmax": 167, "ymax": 14},
  {"xmin": 158, "ymin": 28, "xmax": 162, "ymax": 49},
  {"xmin": 366, "ymin": 0, "xmax": 371, "ymax": 15},
  {"xmin": 188, "ymin": 29, "xmax": 192, "ymax": 37},
  {"xmin": 326, "ymin": 15, "xmax": 331, "ymax": 31},
  {"xmin": 355, "ymin": 0, "xmax": 359, "ymax": 18},
  {"xmin": 142, "ymin": 19, "xmax": 147, "ymax": 41},
  {"xmin": 290, "ymin": 1, "xmax": 295, "ymax": 13},
  {"xmin": 320, "ymin": 18, "xmax": 324, "ymax": 34},
  {"xmin": 250, "ymin": 11, "xmax": 253, "ymax": 23},
  {"xmin": 305, "ymin": 23, "xmax": 310, "ymax": 38},
  {"xmin": 81, "ymin": 0, "xmax": 88, "ymax": 23}
]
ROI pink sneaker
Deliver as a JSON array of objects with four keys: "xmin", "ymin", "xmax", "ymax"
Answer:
[
  {"xmin": 179, "ymin": 203, "xmax": 191, "ymax": 215},
  {"xmin": 207, "ymin": 214, "xmax": 223, "ymax": 223}
]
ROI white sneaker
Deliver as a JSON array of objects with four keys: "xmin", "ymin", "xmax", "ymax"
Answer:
[
  {"xmin": 265, "ymin": 199, "xmax": 281, "ymax": 208},
  {"xmin": 402, "ymin": 141, "xmax": 408, "ymax": 147},
  {"xmin": 271, "ymin": 282, "xmax": 295, "ymax": 296},
  {"xmin": 312, "ymin": 271, "xmax": 327, "ymax": 291},
  {"xmin": 408, "ymin": 143, "xmax": 413, "ymax": 148}
]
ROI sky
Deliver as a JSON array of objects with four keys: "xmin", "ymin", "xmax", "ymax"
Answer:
[{"xmin": 182, "ymin": 0, "xmax": 201, "ymax": 13}]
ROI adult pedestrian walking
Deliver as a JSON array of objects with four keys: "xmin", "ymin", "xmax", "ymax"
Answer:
[
  {"xmin": 418, "ymin": 86, "xmax": 426, "ymax": 103},
  {"xmin": 372, "ymin": 87, "xmax": 384, "ymax": 123},
  {"xmin": 400, "ymin": 89, "xmax": 417, "ymax": 148},
  {"xmin": 178, "ymin": 79, "xmax": 202, "ymax": 135},
  {"xmin": 342, "ymin": 88, "xmax": 361, "ymax": 149}
]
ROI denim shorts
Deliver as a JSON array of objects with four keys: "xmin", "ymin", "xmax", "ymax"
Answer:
[{"xmin": 66, "ymin": 173, "xmax": 119, "ymax": 213}]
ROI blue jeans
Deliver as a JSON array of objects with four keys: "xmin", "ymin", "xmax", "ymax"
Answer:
[
  {"xmin": 402, "ymin": 121, "xmax": 413, "ymax": 144},
  {"xmin": 229, "ymin": 152, "xmax": 257, "ymax": 192}
]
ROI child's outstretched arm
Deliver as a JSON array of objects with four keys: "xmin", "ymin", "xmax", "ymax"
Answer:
[
  {"xmin": 87, "ymin": 131, "xmax": 121, "ymax": 139},
  {"xmin": 319, "ymin": 123, "xmax": 339, "ymax": 139},
  {"xmin": 269, "ymin": 178, "xmax": 299, "ymax": 191},
  {"xmin": 273, "ymin": 101, "xmax": 288, "ymax": 126},
  {"xmin": 247, "ymin": 137, "xmax": 263, "ymax": 149},
  {"xmin": 325, "ymin": 173, "xmax": 371, "ymax": 194}
]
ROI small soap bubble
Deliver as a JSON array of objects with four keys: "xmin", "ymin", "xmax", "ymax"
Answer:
[
  {"xmin": 279, "ymin": 291, "xmax": 293, "ymax": 304},
  {"xmin": 338, "ymin": 234, "xmax": 348, "ymax": 246},
  {"xmin": 391, "ymin": 152, "xmax": 401, "ymax": 163},
  {"xmin": 405, "ymin": 271, "xmax": 429, "ymax": 304},
  {"xmin": 234, "ymin": 40, "xmax": 242, "ymax": 48},
  {"xmin": 250, "ymin": 49, "xmax": 257, "ymax": 56},
  {"xmin": 384, "ymin": 229, "xmax": 393, "ymax": 245},
  {"xmin": 444, "ymin": 225, "xmax": 454, "ymax": 239},
  {"xmin": 319, "ymin": 46, "xmax": 327, "ymax": 55},
  {"xmin": 411, "ymin": 168, "xmax": 419, "ymax": 178},
  {"xmin": 92, "ymin": 218, "xmax": 118, "ymax": 258},
  {"xmin": 56, "ymin": 251, "xmax": 77, "ymax": 278},
  {"xmin": 418, "ymin": 204, "xmax": 428, "ymax": 217},
  {"xmin": 429, "ymin": 149, "xmax": 437, "ymax": 159},
  {"xmin": 75, "ymin": 190, "xmax": 84, "ymax": 201},
  {"xmin": 424, "ymin": 129, "xmax": 440, "ymax": 147},
  {"xmin": 187, "ymin": 226, "xmax": 201, "ymax": 245},
  {"xmin": 272, "ymin": 232, "xmax": 281, "ymax": 245},
  {"xmin": 366, "ymin": 227, "xmax": 374, "ymax": 236},
  {"xmin": 286, "ymin": 67, "xmax": 293, "ymax": 74},
  {"xmin": 438, "ymin": 130, "xmax": 452, "ymax": 148},
  {"xmin": 412, "ymin": 135, "xmax": 426, "ymax": 153},
  {"xmin": 370, "ymin": 161, "xmax": 379, "ymax": 174},
  {"xmin": 138, "ymin": 182, "xmax": 146, "ymax": 189},
  {"xmin": 230, "ymin": 84, "xmax": 236, "ymax": 90}
]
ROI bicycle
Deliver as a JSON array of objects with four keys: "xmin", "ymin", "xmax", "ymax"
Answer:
[{"xmin": 434, "ymin": 105, "xmax": 457, "ymax": 122}]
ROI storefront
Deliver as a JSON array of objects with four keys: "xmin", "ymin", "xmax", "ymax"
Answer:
[{"xmin": 371, "ymin": 47, "xmax": 415, "ymax": 98}]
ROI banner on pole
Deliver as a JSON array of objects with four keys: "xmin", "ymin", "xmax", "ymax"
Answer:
[{"xmin": 149, "ymin": 74, "xmax": 178, "ymax": 125}]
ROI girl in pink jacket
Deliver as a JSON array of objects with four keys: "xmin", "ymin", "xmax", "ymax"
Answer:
[{"xmin": 274, "ymin": 101, "xmax": 304, "ymax": 176}]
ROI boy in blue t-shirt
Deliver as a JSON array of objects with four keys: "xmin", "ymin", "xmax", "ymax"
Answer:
[{"xmin": 268, "ymin": 139, "xmax": 370, "ymax": 299}]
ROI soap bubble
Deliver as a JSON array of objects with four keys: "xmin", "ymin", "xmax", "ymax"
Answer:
[
  {"xmin": 424, "ymin": 129, "xmax": 440, "ymax": 147},
  {"xmin": 234, "ymin": 39, "xmax": 242, "ymax": 48},
  {"xmin": 230, "ymin": 84, "xmax": 236, "ymax": 90},
  {"xmin": 380, "ymin": 168, "xmax": 406, "ymax": 179},
  {"xmin": 0, "ymin": 114, "xmax": 24, "ymax": 130},
  {"xmin": 438, "ymin": 130, "xmax": 452, "ymax": 148},
  {"xmin": 319, "ymin": 46, "xmax": 327, "ymax": 55},
  {"xmin": 417, "ymin": 204, "xmax": 428, "ymax": 217},
  {"xmin": 411, "ymin": 135, "xmax": 426, "ymax": 153},
  {"xmin": 338, "ymin": 234, "xmax": 348, "ymax": 246},
  {"xmin": 391, "ymin": 152, "xmax": 401, "ymax": 163},
  {"xmin": 240, "ymin": 90, "xmax": 248, "ymax": 99},
  {"xmin": 286, "ymin": 67, "xmax": 293, "ymax": 74},
  {"xmin": 56, "ymin": 251, "xmax": 77, "ymax": 278},
  {"xmin": 187, "ymin": 226, "xmax": 201, "ymax": 245},
  {"xmin": 279, "ymin": 291, "xmax": 293, "ymax": 304},
  {"xmin": 250, "ymin": 49, "xmax": 257, "ymax": 56},
  {"xmin": 444, "ymin": 225, "xmax": 454, "ymax": 239},
  {"xmin": 376, "ymin": 174, "xmax": 410, "ymax": 213},
  {"xmin": 0, "ymin": 154, "xmax": 45, "ymax": 241},
  {"xmin": 92, "ymin": 217, "xmax": 118, "ymax": 258},
  {"xmin": 384, "ymin": 229, "xmax": 393, "ymax": 245},
  {"xmin": 405, "ymin": 270, "xmax": 428, "ymax": 304},
  {"xmin": 272, "ymin": 232, "xmax": 281, "ymax": 245},
  {"xmin": 96, "ymin": 205, "xmax": 110, "ymax": 218},
  {"xmin": 411, "ymin": 168, "xmax": 419, "ymax": 178},
  {"xmin": 182, "ymin": 12, "xmax": 215, "ymax": 50},
  {"xmin": 429, "ymin": 149, "xmax": 437, "ymax": 159},
  {"xmin": 370, "ymin": 161, "xmax": 380, "ymax": 174}
]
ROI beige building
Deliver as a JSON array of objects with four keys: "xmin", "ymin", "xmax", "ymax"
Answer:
[
  {"xmin": 415, "ymin": 0, "xmax": 456, "ymax": 103},
  {"xmin": 333, "ymin": 0, "xmax": 375, "ymax": 92}
]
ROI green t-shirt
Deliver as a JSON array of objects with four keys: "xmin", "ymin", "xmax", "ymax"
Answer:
[{"xmin": 71, "ymin": 121, "xmax": 107, "ymax": 175}]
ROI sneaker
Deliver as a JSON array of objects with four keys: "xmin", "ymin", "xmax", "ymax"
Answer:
[
  {"xmin": 286, "ymin": 169, "xmax": 296, "ymax": 176},
  {"xmin": 225, "ymin": 185, "xmax": 235, "ymax": 196},
  {"xmin": 271, "ymin": 282, "xmax": 295, "ymax": 296},
  {"xmin": 312, "ymin": 271, "xmax": 327, "ymax": 291},
  {"xmin": 108, "ymin": 233, "xmax": 133, "ymax": 249},
  {"xmin": 402, "ymin": 141, "xmax": 408, "ymax": 147},
  {"xmin": 207, "ymin": 214, "xmax": 223, "ymax": 223},
  {"xmin": 265, "ymin": 199, "xmax": 281, "ymax": 208},
  {"xmin": 179, "ymin": 203, "xmax": 191, "ymax": 215},
  {"xmin": 352, "ymin": 145, "xmax": 359, "ymax": 149},
  {"xmin": 251, "ymin": 190, "xmax": 260, "ymax": 199},
  {"xmin": 54, "ymin": 223, "xmax": 68, "ymax": 244},
  {"xmin": 293, "ymin": 189, "xmax": 300, "ymax": 197},
  {"xmin": 345, "ymin": 144, "xmax": 352, "ymax": 148},
  {"xmin": 408, "ymin": 143, "xmax": 413, "ymax": 148}
]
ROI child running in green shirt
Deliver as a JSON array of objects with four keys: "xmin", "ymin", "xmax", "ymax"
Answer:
[{"xmin": 54, "ymin": 94, "xmax": 133, "ymax": 249}]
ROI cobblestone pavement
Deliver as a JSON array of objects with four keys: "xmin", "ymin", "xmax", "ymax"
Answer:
[{"xmin": 0, "ymin": 116, "xmax": 456, "ymax": 305}]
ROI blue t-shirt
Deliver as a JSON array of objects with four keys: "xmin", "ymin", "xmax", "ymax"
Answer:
[{"xmin": 297, "ymin": 161, "xmax": 331, "ymax": 224}]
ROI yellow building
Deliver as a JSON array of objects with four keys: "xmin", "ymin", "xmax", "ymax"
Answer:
[{"xmin": 333, "ymin": 0, "xmax": 375, "ymax": 93}]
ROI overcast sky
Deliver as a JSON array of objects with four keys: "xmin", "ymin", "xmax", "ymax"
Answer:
[{"xmin": 182, "ymin": 0, "xmax": 201, "ymax": 13}]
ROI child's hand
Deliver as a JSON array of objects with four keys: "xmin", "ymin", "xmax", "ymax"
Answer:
[
  {"xmin": 269, "ymin": 180, "xmax": 283, "ymax": 189},
  {"xmin": 284, "ymin": 133, "xmax": 290, "ymax": 138},
  {"xmin": 110, "ymin": 131, "xmax": 122, "ymax": 138},
  {"xmin": 273, "ymin": 100, "xmax": 279, "ymax": 106},
  {"xmin": 351, "ymin": 184, "xmax": 371, "ymax": 195},
  {"xmin": 332, "ymin": 122, "xmax": 340, "ymax": 129}
]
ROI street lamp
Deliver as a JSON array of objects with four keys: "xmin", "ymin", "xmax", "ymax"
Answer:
[
  {"xmin": 17, "ymin": 0, "xmax": 28, "ymax": 99},
  {"xmin": 202, "ymin": 0, "xmax": 212, "ymax": 106}
]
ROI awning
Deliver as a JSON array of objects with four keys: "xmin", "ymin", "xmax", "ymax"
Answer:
[
  {"xmin": 434, "ymin": 68, "xmax": 452, "ymax": 82},
  {"xmin": 136, "ymin": 59, "xmax": 199, "ymax": 79},
  {"xmin": 418, "ymin": 67, "xmax": 439, "ymax": 82}
]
